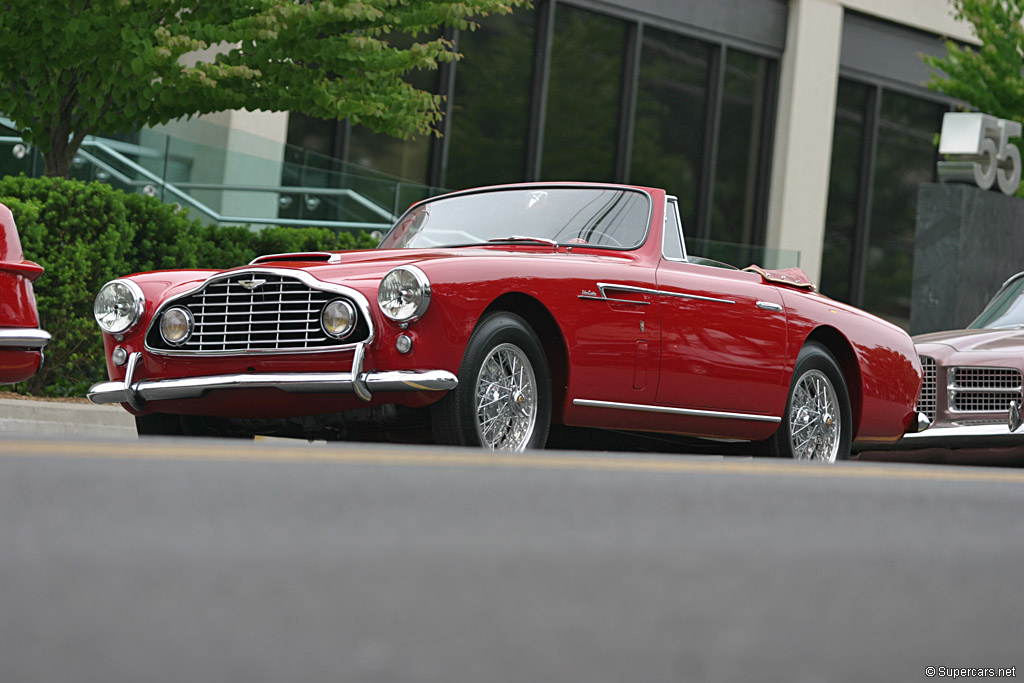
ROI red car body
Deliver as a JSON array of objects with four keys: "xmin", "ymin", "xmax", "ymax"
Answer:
[
  {"xmin": 0, "ymin": 203, "xmax": 49, "ymax": 383},
  {"xmin": 88, "ymin": 183, "xmax": 922, "ymax": 456}
]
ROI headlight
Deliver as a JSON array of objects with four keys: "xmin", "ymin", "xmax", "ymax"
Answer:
[
  {"xmin": 159, "ymin": 307, "xmax": 194, "ymax": 346},
  {"xmin": 321, "ymin": 299, "xmax": 357, "ymax": 339},
  {"xmin": 94, "ymin": 280, "xmax": 145, "ymax": 334},
  {"xmin": 377, "ymin": 265, "xmax": 430, "ymax": 322}
]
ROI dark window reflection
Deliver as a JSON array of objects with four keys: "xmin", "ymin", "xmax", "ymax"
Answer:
[
  {"xmin": 630, "ymin": 28, "xmax": 711, "ymax": 232},
  {"xmin": 446, "ymin": 10, "xmax": 537, "ymax": 189},
  {"xmin": 347, "ymin": 32, "xmax": 440, "ymax": 185},
  {"xmin": 712, "ymin": 49, "xmax": 771, "ymax": 245},
  {"xmin": 541, "ymin": 5, "xmax": 627, "ymax": 181},
  {"xmin": 863, "ymin": 90, "xmax": 942, "ymax": 328},
  {"xmin": 821, "ymin": 79, "xmax": 868, "ymax": 303}
]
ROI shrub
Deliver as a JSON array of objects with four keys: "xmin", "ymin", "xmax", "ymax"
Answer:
[{"xmin": 0, "ymin": 176, "xmax": 380, "ymax": 397}]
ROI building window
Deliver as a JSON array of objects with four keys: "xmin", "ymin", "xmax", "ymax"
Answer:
[
  {"xmin": 346, "ymin": 33, "xmax": 440, "ymax": 186},
  {"xmin": 822, "ymin": 78, "xmax": 944, "ymax": 329},
  {"xmin": 445, "ymin": 9, "xmax": 538, "ymax": 189},
  {"xmin": 540, "ymin": 4, "xmax": 628, "ymax": 182},
  {"xmin": 863, "ymin": 90, "xmax": 944, "ymax": 328},
  {"xmin": 711, "ymin": 49, "xmax": 774, "ymax": 246},
  {"xmin": 821, "ymin": 79, "xmax": 869, "ymax": 303},
  {"xmin": 630, "ymin": 27, "xmax": 711, "ymax": 232}
]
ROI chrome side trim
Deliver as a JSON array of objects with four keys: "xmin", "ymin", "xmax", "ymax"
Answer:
[
  {"xmin": 756, "ymin": 301, "xmax": 784, "ymax": 312},
  {"xmin": 577, "ymin": 295, "xmax": 651, "ymax": 306},
  {"xmin": 573, "ymin": 398, "xmax": 781, "ymax": 423},
  {"xmin": 87, "ymin": 368, "xmax": 459, "ymax": 405},
  {"xmin": 577, "ymin": 282, "xmax": 735, "ymax": 306},
  {"xmin": 0, "ymin": 328, "xmax": 51, "ymax": 349}
]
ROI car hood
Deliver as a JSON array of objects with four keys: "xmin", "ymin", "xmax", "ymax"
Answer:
[{"xmin": 913, "ymin": 327, "xmax": 1024, "ymax": 353}]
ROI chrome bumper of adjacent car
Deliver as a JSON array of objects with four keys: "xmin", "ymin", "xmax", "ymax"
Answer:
[
  {"xmin": 891, "ymin": 402, "xmax": 1024, "ymax": 448},
  {"xmin": 0, "ymin": 328, "xmax": 50, "ymax": 349},
  {"xmin": 87, "ymin": 348, "xmax": 458, "ymax": 410},
  {"xmin": 898, "ymin": 423, "xmax": 1024, "ymax": 448}
]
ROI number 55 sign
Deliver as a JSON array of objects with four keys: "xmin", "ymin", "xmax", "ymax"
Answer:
[{"xmin": 938, "ymin": 112, "xmax": 1022, "ymax": 195}]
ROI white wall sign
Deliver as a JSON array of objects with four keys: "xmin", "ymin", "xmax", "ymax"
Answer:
[{"xmin": 938, "ymin": 112, "xmax": 1022, "ymax": 195}]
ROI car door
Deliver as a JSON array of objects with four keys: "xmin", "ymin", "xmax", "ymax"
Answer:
[{"xmin": 655, "ymin": 200, "xmax": 788, "ymax": 416}]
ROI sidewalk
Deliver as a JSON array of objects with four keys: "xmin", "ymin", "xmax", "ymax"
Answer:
[{"xmin": 0, "ymin": 397, "xmax": 136, "ymax": 440}]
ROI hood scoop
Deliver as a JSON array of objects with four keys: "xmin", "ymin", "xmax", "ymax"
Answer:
[{"xmin": 249, "ymin": 252, "xmax": 342, "ymax": 265}]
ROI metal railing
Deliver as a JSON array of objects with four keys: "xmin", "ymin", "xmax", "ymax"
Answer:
[{"xmin": 0, "ymin": 134, "xmax": 433, "ymax": 233}]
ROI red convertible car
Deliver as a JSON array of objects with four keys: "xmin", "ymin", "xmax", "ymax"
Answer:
[
  {"xmin": 0, "ymin": 202, "xmax": 49, "ymax": 383},
  {"xmin": 88, "ymin": 183, "xmax": 925, "ymax": 460}
]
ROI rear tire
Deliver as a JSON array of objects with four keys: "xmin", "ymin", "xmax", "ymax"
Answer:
[
  {"xmin": 432, "ymin": 311, "xmax": 551, "ymax": 451},
  {"xmin": 766, "ymin": 342, "xmax": 851, "ymax": 462}
]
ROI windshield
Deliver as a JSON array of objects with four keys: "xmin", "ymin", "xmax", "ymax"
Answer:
[
  {"xmin": 378, "ymin": 187, "xmax": 651, "ymax": 250},
  {"xmin": 970, "ymin": 275, "xmax": 1024, "ymax": 328}
]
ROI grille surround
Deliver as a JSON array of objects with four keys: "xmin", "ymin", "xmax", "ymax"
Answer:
[
  {"xmin": 144, "ymin": 268, "xmax": 374, "ymax": 356},
  {"xmin": 916, "ymin": 356, "xmax": 937, "ymax": 420},
  {"xmin": 948, "ymin": 366, "xmax": 1023, "ymax": 414}
]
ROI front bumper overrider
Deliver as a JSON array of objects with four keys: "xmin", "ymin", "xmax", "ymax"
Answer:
[{"xmin": 87, "ymin": 344, "xmax": 458, "ymax": 411}]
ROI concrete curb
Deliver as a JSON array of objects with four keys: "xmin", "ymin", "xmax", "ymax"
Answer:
[{"xmin": 0, "ymin": 398, "xmax": 137, "ymax": 440}]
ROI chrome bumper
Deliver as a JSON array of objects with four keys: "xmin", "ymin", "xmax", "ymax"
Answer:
[
  {"xmin": 897, "ymin": 423, "xmax": 1024, "ymax": 448},
  {"xmin": 87, "ymin": 347, "xmax": 458, "ymax": 410},
  {"xmin": 896, "ymin": 402, "xmax": 1024, "ymax": 449},
  {"xmin": 0, "ymin": 328, "xmax": 50, "ymax": 349}
]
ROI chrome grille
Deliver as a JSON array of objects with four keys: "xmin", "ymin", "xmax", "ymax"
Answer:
[
  {"xmin": 146, "ymin": 272, "xmax": 370, "ymax": 354},
  {"xmin": 949, "ymin": 367, "xmax": 1022, "ymax": 413},
  {"xmin": 916, "ymin": 356, "xmax": 937, "ymax": 420}
]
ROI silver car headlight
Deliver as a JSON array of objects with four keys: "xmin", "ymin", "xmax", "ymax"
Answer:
[
  {"xmin": 377, "ymin": 265, "xmax": 430, "ymax": 323},
  {"xmin": 94, "ymin": 279, "xmax": 145, "ymax": 334}
]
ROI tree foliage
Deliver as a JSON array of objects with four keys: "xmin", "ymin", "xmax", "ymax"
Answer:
[
  {"xmin": 923, "ymin": 0, "xmax": 1024, "ymax": 121},
  {"xmin": 0, "ymin": 0, "xmax": 527, "ymax": 177}
]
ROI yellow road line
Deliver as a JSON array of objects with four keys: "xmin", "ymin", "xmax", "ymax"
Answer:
[{"xmin": 1, "ymin": 438, "xmax": 1023, "ymax": 485}]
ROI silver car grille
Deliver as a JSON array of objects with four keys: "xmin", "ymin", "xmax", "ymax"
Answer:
[
  {"xmin": 146, "ymin": 272, "xmax": 370, "ymax": 354},
  {"xmin": 949, "ymin": 367, "xmax": 1023, "ymax": 413},
  {"xmin": 916, "ymin": 356, "xmax": 937, "ymax": 420}
]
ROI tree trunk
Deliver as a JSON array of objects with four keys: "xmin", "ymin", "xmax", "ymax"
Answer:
[{"xmin": 43, "ymin": 135, "xmax": 77, "ymax": 178}]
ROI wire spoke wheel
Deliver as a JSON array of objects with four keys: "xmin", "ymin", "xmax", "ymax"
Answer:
[
  {"xmin": 789, "ymin": 369, "xmax": 841, "ymax": 462},
  {"xmin": 765, "ymin": 342, "xmax": 851, "ymax": 462},
  {"xmin": 474, "ymin": 343, "xmax": 538, "ymax": 451}
]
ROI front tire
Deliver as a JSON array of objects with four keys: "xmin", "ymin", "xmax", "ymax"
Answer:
[
  {"xmin": 767, "ymin": 342, "xmax": 852, "ymax": 462},
  {"xmin": 432, "ymin": 312, "xmax": 551, "ymax": 451}
]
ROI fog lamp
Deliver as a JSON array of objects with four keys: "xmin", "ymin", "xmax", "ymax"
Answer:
[
  {"xmin": 322, "ymin": 300, "xmax": 357, "ymax": 339},
  {"xmin": 159, "ymin": 307, "xmax": 193, "ymax": 346}
]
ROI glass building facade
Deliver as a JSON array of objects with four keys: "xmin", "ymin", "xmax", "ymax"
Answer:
[{"xmin": 286, "ymin": 0, "xmax": 781, "ymax": 256}]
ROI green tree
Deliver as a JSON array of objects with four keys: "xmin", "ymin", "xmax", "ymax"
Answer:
[
  {"xmin": 923, "ymin": 0, "xmax": 1024, "ymax": 121},
  {"xmin": 0, "ymin": 0, "xmax": 526, "ymax": 178}
]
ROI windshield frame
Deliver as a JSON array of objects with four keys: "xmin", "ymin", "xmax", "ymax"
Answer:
[
  {"xmin": 378, "ymin": 184, "xmax": 654, "ymax": 252},
  {"xmin": 969, "ymin": 272, "xmax": 1024, "ymax": 329}
]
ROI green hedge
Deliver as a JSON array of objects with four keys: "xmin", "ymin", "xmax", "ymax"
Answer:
[{"xmin": 0, "ymin": 175, "xmax": 379, "ymax": 397}]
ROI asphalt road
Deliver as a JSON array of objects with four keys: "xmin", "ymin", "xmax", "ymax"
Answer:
[{"xmin": 0, "ymin": 437, "xmax": 1022, "ymax": 683}]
